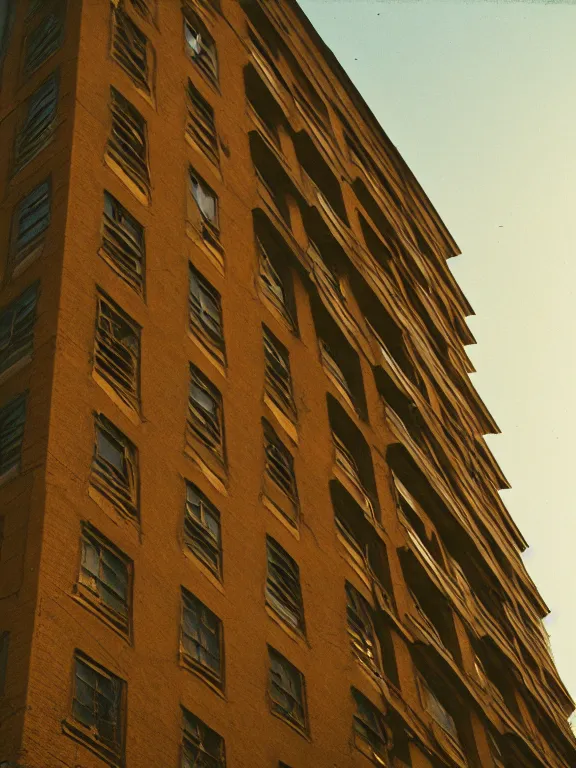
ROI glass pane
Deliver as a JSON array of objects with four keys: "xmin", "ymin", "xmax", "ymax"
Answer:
[{"xmin": 97, "ymin": 430, "xmax": 125, "ymax": 473}]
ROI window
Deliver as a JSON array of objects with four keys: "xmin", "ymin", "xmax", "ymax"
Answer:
[
  {"xmin": 189, "ymin": 168, "xmax": 220, "ymax": 245},
  {"xmin": 77, "ymin": 524, "xmax": 131, "ymax": 633},
  {"xmin": 352, "ymin": 689, "xmax": 390, "ymax": 765},
  {"xmin": 0, "ymin": 632, "xmax": 9, "ymax": 696},
  {"xmin": 266, "ymin": 536, "xmax": 304, "ymax": 632},
  {"xmin": 418, "ymin": 675, "xmax": 459, "ymax": 741},
  {"xmin": 188, "ymin": 268, "xmax": 224, "ymax": 364},
  {"xmin": 268, "ymin": 647, "xmax": 307, "ymax": 732},
  {"xmin": 187, "ymin": 80, "xmax": 219, "ymax": 166},
  {"xmin": 181, "ymin": 588, "xmax": 223, "ymax": 686},
  {"xmin": 258, "ymin": 239, "xmax": 296, "ymax": 328},
  {"xmin": 187, "ymin": 364, "xmax": 225, "ymax": 461},
  {"xmin": 0, "ymin": 393, "xmax": 27, "ymax": 481},
  {"xmin": 69, "ymin": 653, "xmax": 124, "ymax": 760},
  {"xmin": 23, "ymin": 5, "xmax": 64, "ymax": 76},
  {"xmin": 112, "ymin": 7, "xmax": 151, "ymax": 93},
  {"xmin": 91, "ymin": 413, "xmax": 138, "ymax": 521},
  {"xmin": 182, "ymin": 708, "xmax": 226, "ymax": 768},
  {"xmin": 184, "ymin": 482, "xmax": 222, "ymax": 577},
  {"xmin": 0, "ymin": 283, "xmax": 39, "ymax": 378},
  {"xmin": 101, "ymin": 192, "xmax": 145, "ymax": 294},
  {"xmin": 184, "ymin": 13, "xmax": 218, "ymax": 84},
  {"xmin": 263, "ymin": 419, "xmax": 298, "ymax": 521},
  {"xmin": 14, "ymin": 72, "xmax": 58, "ymax": 173},
  {"xmin": 263, "ymin": 326, "xmax": 295, "ymax": 416},
  {"xmin": 93, "ymin": 293, "xmax": 140, "ymax": 411},
  {"xmin": 107, "ymin": 87, "xmax": 150, "ymax": 198},
  {"xmin": 346, "ymin": 583, "xmax": 379, "ymax": 670},
  {"xmin": 129, "ymin": 0, "xmax": 154, "ymax": 21},
  {"xmin": 11, "ymin": 180, "xmax": 51, "ymax": 265}
]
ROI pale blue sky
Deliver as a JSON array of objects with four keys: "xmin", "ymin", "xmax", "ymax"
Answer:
[{"xmin": 298, "ymin": 0, "xmax": 576, "ymax": 706}]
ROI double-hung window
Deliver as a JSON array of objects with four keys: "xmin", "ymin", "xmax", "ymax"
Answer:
[
  {"xmin": 266, "ymin": 537, "xmax": 304, "ymax": 633},
  {"xmin": 263, "ymin": 419, "xmax": 298, "ymax": 521},
  {"xmin": 188, "ymin": 265, "xmax": 225, "ymax": 359},
  {"xmin": 181, "ymin": 588, "xmax": 223, "ymax": 686},
  {"xmin": 187, "ymin": 80, "xmax": 219, "ymax": 166},
  {"xmin": 184, "ymin": 482, "xmax": 222, "ymax": 577},
  {"xmin": 263, "ymin": 326, "xmax": 295, "ymax": 416},
  {"xmin": 14, "ymin": 72, "xmax": 58, "ymax": 173},
  {"xmin": 182, "ymin": 708, "xmax": 226, "ymax": 768},
  {"xmin": 352, "ymin": 688, "xmax": 390, "ymax": 765},
  {"xmin": 268, "ymin": 647, "xmax": 307, "ymax": 732},
  {"xmin": 258, "ymin": 239, "xmax": 296, "ymax": 330},
  {"xmin": 112, "ymin": 7, "xmax": 152, "ymax": 93},
  {"xmin": 101, "ymin": 192, "xmax": 145, "ymax": 294},
  {"xmin": 0, "ymin": 283, "xmax": 39, "ymax": 379},
  {"xmin": 91, "ymin": 413, "xmax": 139, "ymax": 521},
  {"xmin": 187, "ymin": 365, "xmax": 225, "ymax": 462},
  {"xmin": 107, "ymin": 87, "xmax": 150, "ymax": 198}
]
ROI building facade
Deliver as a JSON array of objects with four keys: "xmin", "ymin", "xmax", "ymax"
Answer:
[{"xmin": 0, "ymin": 0, "xmax": 574, "ymax": 766}]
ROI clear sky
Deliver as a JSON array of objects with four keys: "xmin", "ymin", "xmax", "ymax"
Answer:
[{"xmin": 298, "ymin": 0, "xmax": 576, "ymax": 710}]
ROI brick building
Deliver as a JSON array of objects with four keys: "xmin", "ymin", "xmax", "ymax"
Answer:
[{"xmin": 0, "ymin": 0, "xmax": 574, "ymax": 766}]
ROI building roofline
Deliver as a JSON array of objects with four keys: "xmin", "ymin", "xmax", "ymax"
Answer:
[{"xmin": 285, "ymin": 0, "xmax": 462, "ymax": 260}]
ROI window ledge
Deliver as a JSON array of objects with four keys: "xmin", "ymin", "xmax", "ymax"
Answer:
[
  {"xmin": 70, "ymin": 589, "xmax": 131, "ymax": 643},
  {"xmin": 183, "ymin": 545, "xmax": 224, "ymax": 594},
  {"xmin": 184, "ymin": 442, "xmax": 228, "ymax": 496},
  {"xmin": 265, "ymin": 603, "xmax": 307, "ymax": 646},
  {"xmin": 180, "ymin": 653, "xmax": 225, "ymax": 698},
  {"xmin": 264, "ymin": 393, "xmax": 298, "ymax": 444},
  {"xmin": 269, "ymin": 707, "xmax": 310, "ymax": 741},
  {"xmin": 91, "ymin": 371, "xmax": 141, "ymax": 426},
  {"xmin": 262, "ymin": 493, "xmax": 299, "ymax": 540},
  {"xmin": 104, "ymin": 154, "xmax": 150, "ymax": 207},
  {"xmin": 186, "ymin": 328, "xmax": 226, "ymax": 377},
  {"xmin": 62, "ymin": 719, "xmax": 122, "ymax": 767},
  {"xmin": 88, "ymin": 484, "xmax": 140, "ymax": 528},
  {"xmin": 186, "ymin": 220, "xmax": 225, "ymax": 274}
]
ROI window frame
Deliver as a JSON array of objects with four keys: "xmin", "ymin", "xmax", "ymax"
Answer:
[
  {"xmin": 263, "ymin": 419, "xmax": 298, "ymax": 513},
  {"xmin": 184, "ymin": 481, "xmax": 222, "ymax": 578},
  {"xmin": 101, "ymin": 191, "xmax": 146, "ymax": 294},
  {"xmin": 13, "ymin": 71, "xmax": 59, "ymax": 174},
  {"xmin": 181, "ymin": 588, "xmax": 223, "ymax": 687},
  {"xmin": 268, "ymin": 646, "xmax": 308, "ymax": 733},
  {"xmin": 107, "ymin": 86, "xmax": 150, "ymax": 198},
  {"xmin": 188, "ymin": 263, "xmax": 225, "ymax": 358},
  {"xmin": 351, "ymin": 688, "xmax": 390, "ymax": 765},
  {"xmin": 0, "ymin": 282, "xmax": 39, "ymax": 381},
  {"xmin": 189, "ymin": 167, "xmax": 220, "ymax": 246},
  {"xmin": 186, "ymin": 79, "xmax": 219, "ymax": 167},
  {"xmin": 266, "ymin": 536, "xmax": 305, "ymax": 633},
  {"xmin": 0, "ymin": 392, "xmax": 27, "ymax": 483},
  {"xmin": 111, "ymin": 5, "xmax": 152, "ymax": 94},
  {"xmin": 257, "ymin": 238, "xmax": 297, "ymax": 331},
  {"xmin": 345, "ymin": 582, "xmax": 380, "ymax": 672},
  {"xmin": 183, "ymin": 12, "xmax": 218, "ymax": 85},
  {"xmin": 182, "ymin": 707, "xmax": 226, "ymax": 768},
  {"xmin": 22, "ymin": 2, "xmax": 64, "ymax": 77},
  {"xmin": 10, "ymin": 178, "xmax": 51, "ymax": 269},
  {"xmin": 187, "ymin": 364, "xmax": 225, "ymax": 463},
  {"xmin": 91, "ymin": 413, "xmax": 139, "ymax": 521},
  {"xmin": 263, "ymin": 325, "xmax": 296, "ymax": 417}
]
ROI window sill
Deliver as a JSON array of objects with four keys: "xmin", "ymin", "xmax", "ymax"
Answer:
[
  {"xmin": 184, "ymin": 442, "xmax": 228, "ymax": 496},
  {"xmin": 183, "ymin": 545, "xmax": 224, "ymax": 594},
  {"xmin": 185, "ymin": 132, "xmax": 222, "ymax": 182},
  {"xmin": 88, "ymin": 484, "xmax": 139, "ymax": 528},
  {"xmin": 104, "ymin": 154, "xmax": 150, "ymax": 207},
  {"xmin": 262, "ymin": 493, "xmax": 299, "ymax": 540},
  {"xmin": 269, "ymin": 707, "xmax": 310, "ymax": 741},
  {"xmin": 180, "ymin": 653, "xmax": 225, "ymax": 698},
  {"xmin": 186, "ymin": 220, "xmax": 225, "ymax": 275},
  {"xmin": 265, "ymin": 603, "xmax": 307, "ymax": 646},
  {"xmin": 92, "ymin": 371, "xmax": 141, "ymax": 426},
  {"xmin": 186, "ymin": 327, "xmax": 226, "ymax": 378},
  {"xmin": 0, "ymin": 353, "xmax": 33, "ymax": 387},
  {"xmin": 186, "ymin": 55, "xmax": 220, "ymax": 96},
  {"xmin": 335, "ymin": 529, "xmax": 371, "ymax": 591},
  {"xmin": 70, "ymin": 589, "xmax": 131, "ymax": 644},
  {"xmin": 258, "ymin": 284, "xmax": 298, "ymax": 337},
  {"xmin": 62, "ymin": 719, "xmax": 122, "ymax": 767},
  {"xmin": 264, "ymin": 393, "xmax": 298, "ymax": 444}
]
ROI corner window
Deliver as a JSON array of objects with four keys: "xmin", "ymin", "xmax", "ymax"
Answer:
[
  {"xmin": 91, "ymin": 413, "xmax": 139, "ymax": 521},
  {"xmin": 187, "ymin": 80, "xmax": 219, "ymax": 166},
  {"xmin": 93, "ymin": 292, "xmax": 141, "ymax": 412},
  {"xmin": 182, "ymin": 708, "xmax": 226, "ymax": 768},
  {"xmin": 23, "ymin": 4, "xmax": 64, "ymax": 76},
  {"xmin": 188, "ymin": 264, "xmax": 225, "ymax": 359},
  {"xmin": 14, "ymin": 72, "xmax": 58, "ymax": 174},
  {"xmin": 77, "ymin": 524, "xmax": 131, "ymax": 633},
  {"xmin": 181, "ymin": 588, "xmax": 223, "ymax": 687},
  {"xmin": 112, "ymin": 6, "xmax": 152, "ymax": 94},
  {"xmin": 107, "ymin": 87, "xmax": 150, "ymax": 198},
  {"xmin": 266, "ymin": 536, "xmax": 304, "ymax": 633},
  {"xmin": 184, "ymin": 13, "xmax": 218, "ymax": 84},
  {"xmin": 268, "ymin": 647, "xmax": 307, "ymax": 732},
  {"xmin": 263, "ymin": 326, "xmax": 295, "ymax": 417},
  {"xmin": 352, "ymin": 688, "xmax": 390, "ymax": 765},
  {"xmin": 184, "ymin": 481, "xmax": 222, "ymax": 577},
  {"xmin": 0, "ymin": 283, "xmax": 39, "ymax": 379},
  {"xmin": 11, "ymin": 180, "xmax": 51, "ymax": 266},
  {"xmin": 0, "ymin": 393, "xmax": 27, "ymax": 481},
  {"xmin": 101, "ymin": 192, "xmax": 145, "ymax": 294},
  {"xmin": 68, "ymin": 653, "xmax": 124, "ymax": 761},
  {"xmin": 187, "ymin": 364, "xmax": 225, "ymax": 462}
]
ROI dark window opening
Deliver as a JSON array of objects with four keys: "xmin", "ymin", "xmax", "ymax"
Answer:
[
  {"xmin": 78, "ymin": 524, "xmax": 131, "ymax": 632},
  {"xmin": 107, "ymin": 87, "xmax": 150, "ymax": 196},
  {"xmin": 101, "ymin": 192, "xmax": 145, "ymax": 294},
  {"xmin": 0, "ymin": 393, "xmax": 27, "ymax": 480},
  {"xmin": 182, "ymin": 707, "xmax": 226, "ymax": 768},
  {"xmin": 188, "ymin": 264, "xmax": 225, "ymax": 359},
  {"xmin": 263, "ymin": 325, "xmax": 296, "ymax": 417},
  {"xmin": 268, "ymin": 646, "xmax": 307, "ymax": 731},
  {"xmin": 187, "ymin": 364, "xmax": 225, "ymax": 462},
  {"xmin": 281, "ymin": 42, "xmax": 329, "ymax": 130},
  {"xmin": 0, "ymin": 283, "xmax": 39, "ymax": 377},
  {"xmin": 184, "ymin": 482, "xmax": 222, "ymax": 577},
  {"xmin": 351, "ymin": 688, "xmax": 390, "ymax": 765},
  {"xmin": 303, "ymin": 207, "xmax": 347, "ymax": 299},
  {"xmin": 91, "ymin": 413, "xmax": 138, "ymax": 520},
  {"xmin": 181, "ymin": 588, "xmax": 223, "ymax": 686},
  {"xmin": 241, "ymin": 0, "xmax": 281, "ymax": 57},
  {"xmin": 14, "ymin": 72, "xmax": 58, "ymax": 173},
  {"xmin": 112, "ymin": 6, "xmax": 151, "ymax": 93},
  {"xmin": 474, "ymin": 637, "xmax": 522, "ymax": 720},
  {"xmin": 71, "ymin": 653, "xmax": 124, "ymax": 756},
  {"xmin": 11, "ymin": 179, "xmax": 51, "ymax": 263},
  {"xmin": 245, "ymin": 64, "xmax": 282, "ymax": 149},
  {"xmin": 346, "ymin": 582, "xmax": 380, "ymax": 671},
  {"xmin": 187, "ymin": 80, "xmax": 219, "ymax": 166},
  {"xmin": 266, "ymin": 536, "xmax": 304, "ymax": 633},
  {"xmin": 93, "ymin": 292, "xmax": 140, "ymax": 411},
  {"xmin": 254, "ymin": 212, "xmax": 298, "ymax": 331},
  {"xmin": 250, "ymin": 133, "xmax": 292, "ymax": 226},
  {"xmin": 23, "ymin": 3, "xmax": 64, "ymax": 76},
  {"xmin": 184, "ymin": 11, "xmax": 218, "ymax": 84},
  {"xmin": 328, "ymin": 394, "xmax": 378, "ymax": 520},
  {"xmin": 295, "ymin": 132, "xmax": 347, "ymax": 223},
  {"xmin": 313, "ymin": 298, "xmax": 366, "ymax": 419},
  {"xmin": 417, "ymin": 672, "xmax": 460, "ymax": 742},
  {"xmin": 263, "ymin": 418, "xmax": 298, "ymax": 521}
]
